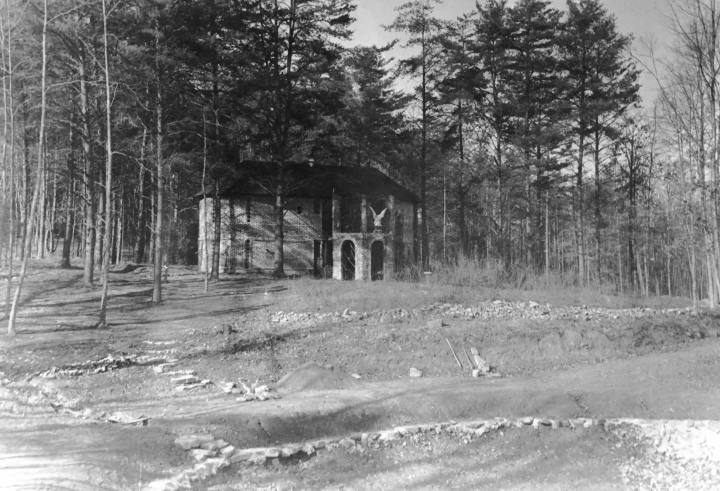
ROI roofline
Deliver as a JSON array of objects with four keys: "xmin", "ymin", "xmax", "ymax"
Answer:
[{"xmin": 194, "ymin": 162, "xmax": 419, "ymax": 203}]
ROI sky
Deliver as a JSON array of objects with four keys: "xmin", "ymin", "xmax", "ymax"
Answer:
[{"xmin": 351, "ymin": 0, "xmax": 669, "ymax": 107}]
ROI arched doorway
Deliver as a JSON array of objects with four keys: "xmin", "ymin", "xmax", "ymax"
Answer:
[
  {"xmin": 371, "ymin": 241, "xmax": 384, "ymax": 281},
  {"xmin": 341, "ymin": 240, "xmax": 355, "ymax": 280}
]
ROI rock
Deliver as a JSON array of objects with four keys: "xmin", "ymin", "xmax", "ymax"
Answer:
[
  {"xmin": 221, "ymin": 382, "xmax": 236, "ymax": 393},
  {"xmin": 339, "ymin": 438, "xmax": 355, "ymax": 449},
  {"xmin": 189, "ymin": 449, "xmax": 214, "ymax": 461},
  {"xmin": 229, "ymin": 448, "xmax": 260, "ymax": 463},
  {"xmin": 201, "ymin": 439, "xmax": 229, "ymax": 451},
  {"xmin": 408, "ymin": 367, "xmax": 423, "ymax": 378},
  {"xmin": 378, "ymin": 430, "xmax": 399, "ymax": 442},
  {"xmin": 470, "ymin": 347, "xmax": 491, "ymax": 373},
  {"xmin": 310, "ymin": 440, "xmax": 326, "ymax": 450},
  {"xmin": 302, "ymin": 443, "xmax": 316, "ymax": 455},
  {"xmin": 171, "ymin": 374, "xmax": 201, "ymax": 385},
  {"xmin": 175, "ymin": 380, "xmax": 213, "ymax": 392},
  {"xmin": 220, "ymin": 445, "xmax": 236, "ymax": 457},
  {"xmin": 106, "ymin": 411, "xmax": 149, "ymax": 426},
  {"xmin": 248, "ymin": 454, "xmax": 267, "ymax": 465},
  {"xmin": 350, "ymin": 373, "xmax": 362, "ymax": 380},
  {"xmin": 280, "ymin": 445, "xmax": 301, "ymax": 458},
  {"xmin": 263, "ymin": 448, "xmax": 280, "ymax": 459},
  {"xmin": 175, "ymin": 434, "xmax": 215, "ymax": 451}
]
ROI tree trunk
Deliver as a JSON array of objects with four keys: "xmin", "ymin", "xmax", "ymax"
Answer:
[
  {"xmin": 273, "ymin": 164, "xmax": 285, "ymax": 278},
  {"xmin": 3, "ymin": 0, "xmax": 14, "ymax": 319},
  {"xmin": 80, "ymin": 57, "xmax": 95, "ymax": 287},
  {"xmin": 8, "ymin": 0, "xmax": 47, "ymax": 335},
  {"xmin": 201, "ymin": 110, "xmax": 209, "ymax": 292},
  {"xmin": 211, "ymin": 180, "xmax": 220, "ymax": 279},
  {"xmin": 576, "ymin": 132, "xmax": 586, "ymax": 287},
  {"xmin": 98, "ymin": 0, "xmax": 113, "ymax": 328},
  {"xmin": 60, "ymin": 154, "xmax": 74, "ymax": 268},
  {"xmin": 152, "ymin": 59, "xmax": 163, "ymax": 304},
  {"xmin": 135, "ymin": 126, "xmax": 147, "ymax": 263}
]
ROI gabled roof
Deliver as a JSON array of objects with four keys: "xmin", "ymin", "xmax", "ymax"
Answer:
[{"xmin": 198, "ymin": 161, "xmax": 418, "ymax": 203}]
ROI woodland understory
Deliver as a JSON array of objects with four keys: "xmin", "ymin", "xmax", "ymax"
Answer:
[{"xmin": 3, "ymin": 0, "xmax": 720, "ymax": 334}]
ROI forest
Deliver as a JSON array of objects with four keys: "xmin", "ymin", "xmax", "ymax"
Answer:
[{"xmin": 1, "ymin": 0, "xmax": 720, "ymax": 334}]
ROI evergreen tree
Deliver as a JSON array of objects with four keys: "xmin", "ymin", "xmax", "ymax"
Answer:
[
  {"xmin": 338, "ymin": 44, "xmax": 409, "ymax": 170},
  {"xmin": 237, "ymin": 0, "xmax": 355, "ymax": 277},
  {"xmin": 505, "ymin": 0, "xmax": 567, "ymax": 268},
  {"xmin": 559, "ymin": 0, "xmax": 639, "ymax": 284},
  {"xmin": 388, "ymin": 0, "xmax": 444, "ymax": 268}
]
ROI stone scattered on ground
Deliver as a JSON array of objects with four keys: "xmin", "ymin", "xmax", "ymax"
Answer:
[
  {"xmin": 176, "ymin": 380, "xmax": 213, "ymax": 392},
  {"xmin": 222, "ymin": 379, "xmax": 280, "ymax": 401},
  {"xmin": 236, "ymin": 384, "xmax": 278, "ymax": 402},
  {"xmin": 106, "ymin": 411, "xmax": 150, "ymax": 426},
  {"xmin": 265, "ymin": 301, "xmax": 701, "ymax": 330},
  {"xmin": 33, "ymin": 354, "xmax": 138, "ymax": 379},
  {"xmin": 158, "ymin": 415, "xmax": 720, "ymax": 491},
  {"xmin": 470, "ymin": 347, "xmax": 491, "ymax": 374},
  {"xmin": 171, "ymin": 374, "xmax": 201, "ymax": 385},
  {"xmin": 408, "ymin": 367, "xmax": 423, "ymax": 378}
]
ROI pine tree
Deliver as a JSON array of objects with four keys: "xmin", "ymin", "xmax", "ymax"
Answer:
[
  {"xmin": 505, "ymin": 0, "xmax": 567, "ymax": 268},
  {"xmin": 238, "ymin": 0, "xmax": 355, "ymax": 277},
  {"xmin": 559, "ymin": 0, "xmax": 639, "ymax": 285},
  {"xmin": 339, "ymin": 44, "xmax": 409, "ymax": 169},
  {"xmin": 388, "ymin": 0, "xmax": 444, "ymax": 268}
]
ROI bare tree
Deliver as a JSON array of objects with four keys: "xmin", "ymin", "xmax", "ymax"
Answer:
[
  {"xmin": 97, "ymin": 0, "xmax": 113, "ymax": 327},
  {"xmin": 7, "ymin": 0, "xmax": 47, "ymax": 335},
  {"xmin": 2, "ymin": 0, "xmax": 15, "ymax": 320}
]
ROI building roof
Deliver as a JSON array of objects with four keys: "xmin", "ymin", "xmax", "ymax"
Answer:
[{"xmin": 198, "ymin": 161, "xmax": 418, "ymax": 203}]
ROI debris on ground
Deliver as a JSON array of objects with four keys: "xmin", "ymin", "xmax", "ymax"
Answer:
[
  {"xmin": 408, "ymin": 367, "xmax": 423, "ymax": 378},
  {"xmin": 445, "ymin": 338, "xmax": 464, "ymax": 370},
  {"xmin": 266, "ymin": 301, "xmax": 699, "ymax": 330},
  {"xmin": 232, "ymin": 380, "xmax": 279, "ymax": 402},
  {"xmin": 469, "ymin": 347, "xmax": 491, "ymax": 374},
  {"xmin": 32, "ymin": 354, "xmax": 138, "ymax": 379},
  {"xmin": 176, "ymin": 379, "xmax": 213, "ymax": 392},
  {"xmin": 171, "ymin": 374, "xmax": 201, "ymax": 385},
  {"xmin": 105, "ymin": 411, "xmax": 150, "ymax": 426}
]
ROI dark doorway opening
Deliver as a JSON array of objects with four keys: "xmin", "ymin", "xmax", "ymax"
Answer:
[
  {"xmin": 324, "ymin": 240, "xmax": 333, "ymax": 278},
  {"xmin": 313, "ymin": 240, "xmax": 321, "ymax": 277},
  {"xmin": 371, "ymin": 241, "xmax": 384, "ymax": 281},
  {"xmin": 243, "ymin": 239, "xmax": 252, "ymax": 269},
  {"xmin": 341, "ymin": 240, "xmax": 355, "ymax": 280}
]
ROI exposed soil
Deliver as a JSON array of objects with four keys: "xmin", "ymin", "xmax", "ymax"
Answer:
[{"xmin": 1, "ymin": 262, "xmax": 720, "ymax": 489}]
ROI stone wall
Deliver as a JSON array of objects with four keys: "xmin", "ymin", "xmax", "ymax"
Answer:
[
  {"xmin": 198, "ymin": 193, "xmax": 417, "ymax": 279},
  {"xmin": 198, "ymin": 196, "xmax": 324, "ymax": 275}
]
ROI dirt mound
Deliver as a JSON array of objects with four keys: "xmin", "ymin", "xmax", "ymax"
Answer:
[{"xmin": 274, "ymin": 363, "xmax": 357, "ymax": 394}]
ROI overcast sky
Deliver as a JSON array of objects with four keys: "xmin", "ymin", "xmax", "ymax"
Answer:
[{"xmin": 352, "ymin": 0, "xmax": 669, "ymax": 107}]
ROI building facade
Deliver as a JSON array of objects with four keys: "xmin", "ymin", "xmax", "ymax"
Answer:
[{"xmin": 198, "ymin": 162, "xmax": 418, "ymax": 280}]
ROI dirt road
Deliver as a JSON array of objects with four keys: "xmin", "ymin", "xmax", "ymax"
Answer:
[{"xmin": 1, "ymin": 265, "xmax": 719, "ymax": 489}]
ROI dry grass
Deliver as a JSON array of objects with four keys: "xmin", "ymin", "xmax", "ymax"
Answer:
[{"xmin": 276, "ymin": 258, "xmax": 690, "ymax": 314}]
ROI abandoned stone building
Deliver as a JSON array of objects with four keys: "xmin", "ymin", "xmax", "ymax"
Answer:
[{"xmin": 197, "ymin": 161, "xmax": 419, "ymax": 280}]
